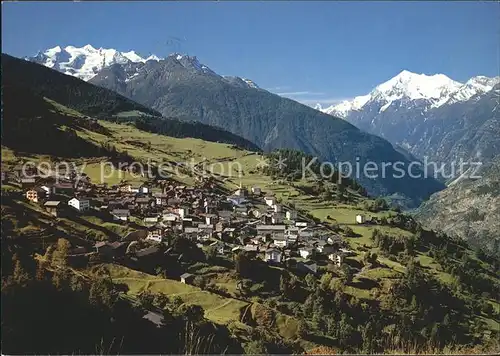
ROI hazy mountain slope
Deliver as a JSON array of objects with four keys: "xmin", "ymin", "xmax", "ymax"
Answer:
[
  {"xmin": 409, "ymin": 86, "xmax": 500, "ymax": 168},
  {"xmin": 415, "ymin": 157, "xmax": 500, "ymax": 255},
  {"xmin": 2, "ymin": 54, "xmax": 260, "ymax": 151},
  {"xmin": 85, "ymin": 55, "xmax": 444, "ymax": 205}
]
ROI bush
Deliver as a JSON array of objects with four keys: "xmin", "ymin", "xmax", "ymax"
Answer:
[
  {"xmin": 344, "ymin": 226, "xmax": 355, "ymax": 237},
  {"xmin": 244, "ymin": 340, "xmax": 267, "ymax": 354},
  {"xmin": 193, "ymin": 275, "xmax": 208, "ymax": 289}
]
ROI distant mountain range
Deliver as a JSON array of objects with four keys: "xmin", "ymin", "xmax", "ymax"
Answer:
[
  {"xmin": 319, "ymin": 70, "xmax": 500, "ymax": 177},
  {"xmin": 322, "ymin": 71, "xmax": 499, "ymax": 116},
  {"xmin": 25, "ymin": 46, "xmax": 454, "ymax": 206},
  {"xmin": 27, "ymin": 44, "xmax": 161, "ymax": 81}
]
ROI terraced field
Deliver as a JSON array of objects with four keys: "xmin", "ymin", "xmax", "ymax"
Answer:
[{"xmin": 103, "ymin": 264, "xmax": 249, "ymax": 325}]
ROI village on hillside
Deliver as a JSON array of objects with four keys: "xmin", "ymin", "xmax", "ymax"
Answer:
[{"xmin": 2, "ymin": 162, "xmax": 375, "ymax": 283}]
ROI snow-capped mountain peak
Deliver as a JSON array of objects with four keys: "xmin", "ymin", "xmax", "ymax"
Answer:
[
  {"xmin": 122, "ymin": 50, "xmax": 145, "ymax": 63},
  {"xmin": 82, "ymin": 44, "xmax": 96, "ymax": 51},
  {"xmin": 444, "ymin": 75, "xmax": 500, "ymax": 104},
  {"xmin": 322, "ymin": 94, "xmax": 370, "ymax": 117},
  {"xmin": 373, "ymin": 70, "xmax": 462, "ymax": 102},
  {"xmin": 27, "ymin": 45, "xmax": 162, "ymax": 81},
  {"xmin": 44, "ymin": 45, "xmax": 62, "ymax": 57},
  {"xmin": 322, "ymin": 70, "xmax": 498, "ymax": 118}
]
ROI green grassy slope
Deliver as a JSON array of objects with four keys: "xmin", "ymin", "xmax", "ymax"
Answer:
[{"xmin": 2, "ymin": 96, "xmax": 499, "ymax": 353}]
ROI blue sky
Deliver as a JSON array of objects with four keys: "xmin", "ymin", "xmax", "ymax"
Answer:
[{"xmin": 2, "ymin": 1, "xmax": 499, "ymax": 107}]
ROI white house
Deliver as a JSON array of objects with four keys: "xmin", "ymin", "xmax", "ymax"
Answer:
[
  {"xmin": 356, "ymin": 214, "xmax": 366, "ymax": 224},
  {"xmin": 272, "ymin": 235, "xmax": 288, "ymax": 248},
  {"xmin": 180, "ymin": 273, "xmax": 194, "ymax": 284},
  {"xmin": 143, "ymin": 216, "xmax": 159, "ymax": 225},
  {"xmin": 223, "ymin": 227, "xmax": 236, "ymax": 238},
  {"xmin": 244, "ymin": 244, "xmax": 259, "ymax": 253},
  {"xmin": 265, "ymin": 248, "xmax": 282, "ymax": 263},
  {"xmin": 234, "ymin": 186, "xmax": 248, "ymax": 197},
  {"xmin": 154, "ymin": 193, "xmax": 168, "ymax": 206},
  {"xmin": 205, "ymin": 214, "xmax": 217, "ymax": 225},
  {"xmin": 328, "ymin": 253, "xmax": 343, "ymax": 267},
  {"xmin": 146, "ymin": 229, "xmax": 163, "ymax": 243},
  {"xmin": 40, "ymin": 185, "xmax": 51, "ymax": 195},
  {"xmin": 111, "ymin": 209, "xmax": 130, "ymax": 221},
  {"xmin": 273, "ymin": 204, "xmax": 282, "ymax": 213},
  {"xmin": 139, "ymin": 185, "xmax": 149, "ymax": 194},
  {"xmin": 286, "ymin": 233, "xmax": 299, "ymax": 243},
  {"xmin": 130, "ymin": 185, "xmax": 141, "ymax": 193},
  {"xmin": 68, "ymin": 197, "xmax": 90, "ymax": 212},
  {"xmin": 295, "ymin": 221, "xmax": 308, "ymax": 228},
  {"xmin": 177, "ymin": 206, "xmax": 189, "ymax": 219},
  {"xmin": 264, "ymin": 196, "xmax": 276, "ymax": 207},
  {"xmin": 198, "ymin": 224, "xmax": 214, "ymax": 232},
  {"xmin": 286, "ymin": 210, "xmax": 297, "ymax": 220},
  {"xmin": 162, "ymin": 213, "xmax": 179, "ymax": 222},
  {"xmin": 299, "ymin": 247, "xmax": 314, "ymax": 259}
]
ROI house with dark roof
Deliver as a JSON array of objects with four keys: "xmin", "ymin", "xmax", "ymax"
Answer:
[
  {"xmin": 111, "ymin": 209, "xmax": 130, "ymax": 221},
  {"xmin": 153, "ymin": 193, "xmax": 169, "ymax": 206},
  {"xmin": 180, "ymin": 273, "xmax": 195, "ymax": 284},
  {"xmin": 256, "ymin": 224, "xmax": 286, "ymax": 237},
  {"xmin": 44, "ymin": 201, "xmax": 62, "ymax": 217},
  {"xmin": 272, "ymin": 235, "xmax": 288, "ymax": 248},
  {"xmin": 21, "ymin": 177, "xmax": 37, "ymax": 189},
  {"xmin": 135, "ymin": 197, "xmax": 153, "ymax": 209},
  {"xmin": 68, "ymin": 197, "xmax": 90, "ymax": 212},
  {"xmin": 227, "ymin": 195, "xmax": 247, "ymax": 206},
  {"xmin": 143, "ymin": 311, "xmax": 164, "ymax": 328},
  {"xmin": 265, "ymin": 248, "xmax": 282, "ymax": 263},
  {"xmin": 51, "ymin": 182, "xmax": 74, "ymax": 195},
  {"xmin": 135, "ymin": 246, "xmax": 160, "ymax": 258},
  {"xmin": 315, "ymin": 241, "xmax": 336, "ymax": 255},
  {"xmin": 210, "ymin": 240, "xmax": 227, "ymax": 255},
  {"xmin": 299, "ymin": 247, "xmax": 314, "ymax": 259}
]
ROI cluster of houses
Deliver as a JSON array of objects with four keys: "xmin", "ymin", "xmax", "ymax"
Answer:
[{"xmin": 6, "ymin": 163, "xmax": 357, "ymax": 278}]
